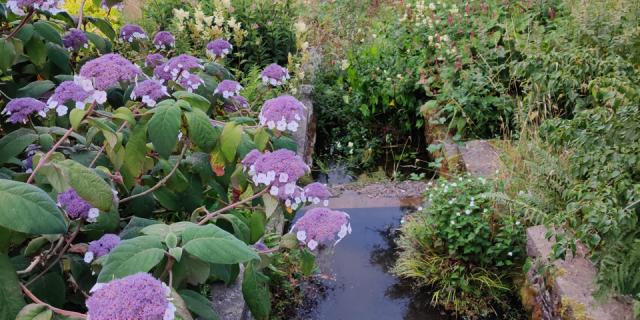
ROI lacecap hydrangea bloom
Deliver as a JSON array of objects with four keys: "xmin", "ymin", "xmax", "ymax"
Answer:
[
  {"xmin": 206, "ymin": 39, "xmax": 232, "ymax": 59},
  {"xmin": 84, "ymin": 234, "xmax": 120, "ymax": 263},
  {"xmin": 261, "ymin": 63, "xmax": 290, "ymax": 86},
  {"xmin": 2, "ymin": 98, "xmax": 46, "ymax": 124},
  {"xmin": 259, "ymin": 95, "xmax": 304, "ymax": 132},
  {"xmin": 6, "ymin": 0, "xmax": 64, "ymax": 16},
  {"xmin": 214, "ymin": 80, "xmax": 242, "ymax": 98},
  {"xmin": 79, "ymin": 54, "xmax": 141, "ymax": 91},
  {"xmin": 154, "ymin": 54, "xmax": 203, "ymax": 82},
  {"xmin": 224, "ymin": 95, "xmax": 249, "ymax": 113},
  {"xmin": 46, "ymin": 76, "xmax": 107, "ymax": 116},
  {"xmin": 292, "ymin": 207, "xmax": 352, "ymax": 250},
  {"xmin": 119, "ymin": 24, "xmax": 147, "ymax": 42},
  {"xmin": 177, "ymin": 72, "xmax": 204, "ymax": 93},
  {"xmin": 87, "ymin": 273, "xmax": 175, "ymax": 320},
  {"xmin": 303, "ymin": 182, "xmax": 331, "ymax": 206},
  {"xmin": 153, "ymin": 31, "xmax": 175, "ymax": 50},
  {"xmin": 145, "ymin": 53, "xmax": 166, "ymax": 68},
  {"xmin": 242, "ymin": 149, "xmax": 309, "ymax": 200},
  {"xmin": 57, "ymin": 188, "xmax": 100, "ymax": 223},
  {"xmin": 131, "ymin": 79, "xmax": 168, "ymax": 107},
  {"xmin": 63, "ymin": 28, "xmax": 88, "ymax": 51}
]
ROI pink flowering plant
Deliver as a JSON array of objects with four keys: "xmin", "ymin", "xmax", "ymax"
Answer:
[{"xmin": 0, "ymin": 3, "xmax": 344, "ymax": 320}]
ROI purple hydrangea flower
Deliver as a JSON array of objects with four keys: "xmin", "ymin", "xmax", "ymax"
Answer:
[
  {"xmin": 206, "ymin": 39, "xmax": 233, "ymax": 59},
  {"xmin": 6, "ymin": 0, "xmax": 64, "ymax": 16},
  {"xmin": 46, "ymin": 76, "xmax": 107, "ymax": 116},
  {"xmin": 119, "ymin": 24, "xmax": 147, "ymax": 43},
  {"xmin": 243, "ymin": 149, "xmax": 310, "ymax": 204},
  {"xmin": 176, "ymin": 72, "xmax": 204, "ymax": 93},
  {"xmin": 145, "ymin": 53, "xmax": 166, "ymax": 68},
  {"xmin": 214, "ymin": 80, "xmax": 242, "ymax": 98},
  {"xmin": 224, "ymin": 95, "xmax": 249, "ymax": 113},
  {"xmin": 303, "ymin": 182, "xmax": 331, "ymax": 206},
  {"xmin": 259, "ymin": 95, "xmax": 304, "ymax": 132},
  {"xmin": 254, "ymin": 242, "xmax": 268, "ymax": 252},
  {"xmin": 84, "ymin": 234, "xmax": 121, "ymax": 263},
  {"xmin": 79, "ymin": 54, "xmax": 141, "ymax": 90},
  {"xmin": 131, "ymin": 79, "xmax": 168, "ymax": 107},
  {"xmin": 2, "ymin": 98, "xmax": 46, "ymax": 124},
  {"xmin": 153, "ymin": 31, "xmax": 175, "ymax": 50},
  {"xmin": 63, "ymin": 28, "xmax": 88, "ymax": 51},
  {"xmin": 87, "ymin": 273, "xmax": 175, "ymax": 320},
  {"xmin": 57, "ymin": 188, "xmax": 100, "ymax": 222},
  {"xmin": 292, "ymin": 207, "xmax": 352, "ymax": 250},
  {"xmin": 261, "ymin": 63, "xmax": 290, "ymax": 86},
  {"xmin": 153, "ymin": 54, "xmax": 203, "ymax": 82}
]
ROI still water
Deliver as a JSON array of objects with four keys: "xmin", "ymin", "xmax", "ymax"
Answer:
[{"xmin": 299, "ymin": 206, "xmax": 446, "ymax": 320}]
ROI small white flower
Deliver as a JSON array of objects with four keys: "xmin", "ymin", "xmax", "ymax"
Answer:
[
  {"xmin": 83, "ymin": 251, "xmax": 94, "ymax": 263},
  {"xmin": 515, "ymin": 221, "xmax": 521, "ymax": 225},
  {"xmin": 87, "ymin": 208, "xmax": 100, "ymax": 223},
  {"xmin": 465, "ymin": 209, "xmax": 471, "ymax": 215},
  {"xmin": 508, "ymin": 252, "xmax": 513, "ymax": 257},
  {"xmin": 296, "ymin": 230, "xmax": 307, "ymax": 241},
  {"xmin": 307, "ymin": 239, "xmax": 318, "ymax": 250},
  {"xmin": 270, "ymin": 186, "xmax": 279, "ymax": 196}
]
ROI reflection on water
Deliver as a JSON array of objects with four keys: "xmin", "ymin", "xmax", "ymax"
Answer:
[{"xmin": 296, "ymin": 207, "xmax": 447, "ymax": 320}]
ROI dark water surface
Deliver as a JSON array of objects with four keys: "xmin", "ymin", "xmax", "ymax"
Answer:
[{"xmin": 299, "ymin": 207, "xmax": 445, "ymax": 320}]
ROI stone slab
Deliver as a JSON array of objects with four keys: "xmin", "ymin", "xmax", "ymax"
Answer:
[
  {"xmin": 459, "ymin": 140, "xmax": 499, "ymax": 178},
  {"xmin": 526, "ymin": 225, "xmax": 634, "ymax": 320}
]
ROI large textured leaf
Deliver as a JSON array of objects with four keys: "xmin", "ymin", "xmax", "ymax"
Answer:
[
  {"xmin": 0, "ymin": 254, "xmax": 26, "ymax": 320},
  {"xmin": 0, "ymin": 128, "xmax": 37, "ymax": 165},
  {"xmin": 242, "ymin": 262, "xmax": 271, "ymax": 320},
  {"xmin": 220, "ymin": 122, "xmax": 242, "ymax": 162},
  {"xmin": 88, "ymin": 17, "xmax": 116, "ymax": 40},
  {"xmin": 24, "ymin": 35, "xmax": 47, "ymax": 68},
  {"xmin": 60, "ymin": 160, "xmax": 113, "ymax": 211},
  {"xmin": 186, "ymin": 108, "xmax": 218, "ymax": 153},
  {"xmin": 173, "ymin": 91, "xmax": 211, "ymax": 112},
  {"xmin": 121, "ymin": 122, "xmax": 148, "ymax": 187},
  {"xmin": 0, "ymin": 38, "xmax": 16, "ymax": 73},
  {"xmin": 46, "ymin": 43, "xmax": 70, "ymax": 73},
  {"xmin": 17, "ymin": 80, "xmax": 54, "ymax": 98},
  {"xmin": 0, "ymin": 180, "xmax": 66, "ymax": 234},
  {"xmin": 179, "ymin": 290, "xmax": 220, "ymax": 320},
  {"xmin": 15, "ymin": 304, "xmax": 52, "ymax": 320},
  {"xmin": 148, "ymin": 103, "xmax": 181, "ymax": 158},
  {"xmin": 33, "ymin": 21, "xmax": 62, "ymax": 45},
  {"xmin": 181, "ymin": 225, "xmax": 258, "ymax": 264},
  {"xmin": 97, "ymin": 235, "xmax": 165, "ymax": 282}
]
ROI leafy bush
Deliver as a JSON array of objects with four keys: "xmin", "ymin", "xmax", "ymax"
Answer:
[
  {"xmin": 0, "ymin": 2, "xmax": 345, "ymax": 320},
  {"xmin": 394, "ymin": 176, "xmax": 526, "ymax": 316}
]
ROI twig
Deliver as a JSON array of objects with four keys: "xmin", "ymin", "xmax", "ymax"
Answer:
[
  {"xmin": 16, "ymin": 256, "xmax": 42, "ymax": 275},
  {"xmin": 25, "ymin": 222, "xmax": 83, "ymax": 286},
  {"xmin": 623, "ymin": 198, "xmax": 640, "ymax": 211},
  {"xmin": 21, "ymin": 283, "xmax": 87, "ymax": 319},
  {"xmin": 198, "ymin": 188, "xmax": 269, "ymax": 225},
  {"xmin": 26, "ymin": 102, "xmax": 97, "ymax": 184},
  {"xmin": 6, "ymin": 9, "xmax": 34, "ymax": 40},
  {"xmin": 119, "ymin": 143, "xmax": 189, "ymax": 204},
  {"xmin": 77, "ymin": 0, "xmax": 87, "ymax": 29}
]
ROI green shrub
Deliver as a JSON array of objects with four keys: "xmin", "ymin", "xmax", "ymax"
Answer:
[{"xmin": 394, "ymin": 176, "xmax": 526, "ymax": 316}]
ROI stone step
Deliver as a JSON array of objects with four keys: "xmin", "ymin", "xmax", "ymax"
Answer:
[{"xmin": 525, "ymin": 225, "xmax": 634, "ymax": 320}]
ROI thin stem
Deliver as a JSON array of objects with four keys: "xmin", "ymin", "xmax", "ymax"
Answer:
[
  {"xmin": 77, "ymin": 0, "xmax": 87, "ymax": 29},
  {"xmin": 16, "ymin": 256, "xmax": 42, "ymax": 275},
  {"xmin": 89, "ymin": 121, "xmax": 128, "ymax": 168},
  {"xmin": 119, "ymin": 142, "xmax": 189, "ymax": 204},
  {"xmin": 6, "ymin": 9, "xmax": 34, "ymax": 40},
  {"xmin": 26, "ymin": 102, "xmax": 97, "ymax": 184},
  {"xmin": 198, "ymin": 188, "xmax": 269, "ymax": 225},
  {"xmin": 21, "ymin": 283, "xmax": 88, "ymax": 319},
  {"xmin": 25, "ymin": 222, "xmax": 83, "ymax": 286},
  {"xmin": 623, "ymin": 198, "xmax": 640, "ymax": 211}
]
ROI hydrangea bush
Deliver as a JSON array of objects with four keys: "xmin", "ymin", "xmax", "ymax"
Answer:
[{"xmin": 0, "ymin": 2, "xmax": 346, "ymax": 320}]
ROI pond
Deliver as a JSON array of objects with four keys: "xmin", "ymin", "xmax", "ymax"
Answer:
[{"xmin": 297, "ymin": 206, "xmax": 447, "ymax": 320}]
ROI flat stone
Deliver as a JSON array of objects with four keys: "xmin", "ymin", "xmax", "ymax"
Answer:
[
  {"xmin": 526, "ymin": 225, "xmax": 634, "ymax": 320},
  {"xmin": 210, "ymin": 266, "xmax": 250, "ymax": 320},
  {"xmin": 459, "ymin": 140, "xmax": 499, "ymax": 177}
]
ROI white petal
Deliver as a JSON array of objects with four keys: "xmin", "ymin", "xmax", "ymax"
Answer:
[
  {"xmin": 83, "ymin": 251, "xmax": 94, "ymax": 263},
  {"xmin": 307, "ymin": 239, "xmax": 318, "ymax": 250},
  {"xmin": 296, "ymin": 230, "xmax": 306, "ymax": 241}
]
